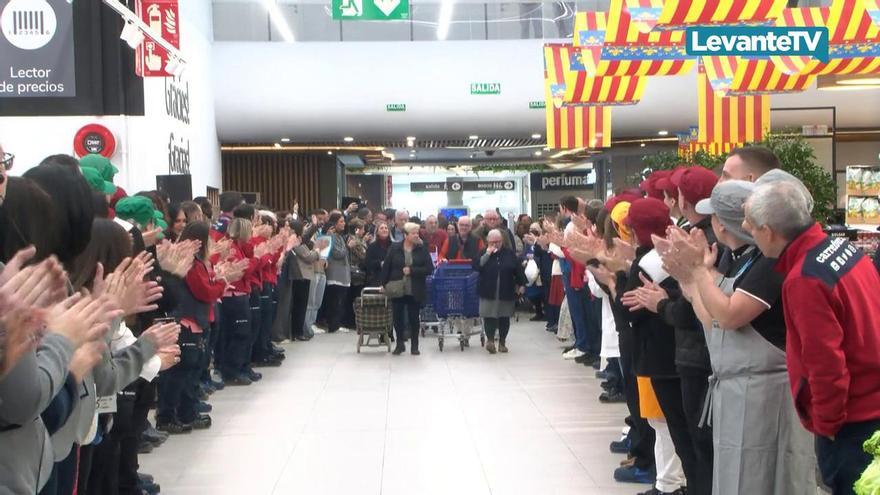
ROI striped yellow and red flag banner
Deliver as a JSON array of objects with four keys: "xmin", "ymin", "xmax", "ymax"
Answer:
[
  {"xmin": 572, "ymin": 0, "xmax": 694, "ymax": 77},
  {"xmin": 772, "ymin": 0, "xmax": 880, "ymax": 75},
  {"xmin": 697, "ymin": 64, "xmax": 770, "ymax": 144},
  {"xmin": 624, "ymin": 0, "xmax": 787, "ymax": 33},
  {"xmin": 703, "ymin": 55, "xmax": 815, "ymax": 95},
  {"xmin": 563, "ymin": 71, "xmax": 648, "ymax": 106},
  {"xmin": 544, "ymin": 44, "xmax": 612, "ymax": 150}
]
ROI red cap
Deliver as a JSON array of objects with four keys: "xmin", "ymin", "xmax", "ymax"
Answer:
[
  {"xmin": 624, "ymin": 198, "xmax": 671, "ymax": 248},
  {"xmin": 642, "ymin": 170, "xmax": 670, "ymax": 200},
  {"xmin": 110, "ymin": 185, "xmax": 128, "ymax": 207},
  {"xmin": 605, "ymin": 189, "xmax": 644, "ymax": 212},
  {"xmin": 676, "ymin": 167, "xmax": 718, "ymax": 206}
]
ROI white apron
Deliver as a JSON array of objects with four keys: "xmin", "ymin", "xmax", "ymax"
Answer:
[{"xmin": 702, "ymin": 253, "xmax": 817, "ymax": 495}]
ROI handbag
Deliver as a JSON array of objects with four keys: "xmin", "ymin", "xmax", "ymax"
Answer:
[{"xmin": 383, "ymin": 279, "xmax": 405, "ymax": 299}]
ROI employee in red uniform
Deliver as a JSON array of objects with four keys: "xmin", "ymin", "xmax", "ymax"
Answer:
[
  {"xmin": 744, "ymin": 178, "xmax": 880, "ymax": 495},
  {"xmin": 250, "ymin": 212, "xmax": 284, "ymax": 366}
]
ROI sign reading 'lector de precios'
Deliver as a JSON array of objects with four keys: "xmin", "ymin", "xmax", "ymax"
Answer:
[{"xmin": 332, "ymin": 0, "xmax": 409, "ymax": 20}]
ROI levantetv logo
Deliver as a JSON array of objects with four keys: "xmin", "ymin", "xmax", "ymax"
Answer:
[{"xmin": 686, "ymin": 27, "xmax": 829, "ymax": 63}]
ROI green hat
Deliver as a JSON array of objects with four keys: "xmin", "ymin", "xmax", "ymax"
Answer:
[
  {"xmin": 79, "ymin": 153, "xmax": 118, "ymax": 182},
  {"xmin": 80, "ymin": 166, "xmax": 116, "ymax": 195},
  {"xmin": 153, "ymin": 210, "xmax": 168, "ymax": 230},
  {"xmin": 115, "ymin": 196, "xmax": 155, "ymax": 227}
]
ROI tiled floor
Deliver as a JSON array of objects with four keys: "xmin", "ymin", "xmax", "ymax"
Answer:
[{"xmin": 141, "ymin": 320, "xmax": 645, "ymax": 495}]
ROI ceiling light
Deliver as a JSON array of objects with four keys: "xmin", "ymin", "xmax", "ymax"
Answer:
[
  {"xmin": 531, "ymin": 133, "xmax": 542, "ymax": 139},
  {"xmin": 469, "ymin": 135, "xmax": 479, "ymax": 140},
  {"xmin": 410, "ymin": 149, "xmax": 416, "ymax": 153},
  {"xmin": 274, "ymin": 143, "xmax": 282, "ymax": 149},
  {"xmin": 437, "ymin": 0, "xmax": 455, "ymax": 40},
  {"xmin": 818, "ymin": 84, "xmax": 880, "ymax": 91},
  {"xmin": 640, "ymin": 143, "xmax": 646, "ymax": 147},
  {"xmin": 343, "ymin": 137, "xmax": 354, "ymax": 142},
  {"xmin": 534, "ymin": 151, "xmax": 542, "ymax": 156},
  {"xmin": 658, "ymin": 130, "xmax": 668, "ymax": 136},
  {"xmin": 327, "ymin": 151, "xmax": 333, "ymax": 155},
  {"xmin": 120, "ymin": 21, "xmax": 144, "ymax": 49},
  {"xmin": 838, "ymin": 77, "xmax": 880, "ymax": 85},
  {"xmin": 818, "ymin": 74, "xmax": 880, "ymax": 91},
  {"xmin": 281, "ymin": 138, "xmax": 290, "ymax": 142},
  {"xmin": 406, "ymin": 136, "xmax": 416, "ymax": 141},
  {"xmin": 263, "ymin": 0, "xmax": 295, "ymax": 42}
]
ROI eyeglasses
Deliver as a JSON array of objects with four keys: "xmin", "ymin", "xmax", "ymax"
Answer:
[{"xmin": 1, "ymin": 152, "xmax": 13, "ymax": 171}]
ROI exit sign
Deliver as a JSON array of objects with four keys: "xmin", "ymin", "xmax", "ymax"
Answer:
[
  {"xmin": 470, "ymin": 82, "xmax": 501, "ymax": 95},
  {"xmin": 386, "ymin": 103, "xmax": 406, "ymax": 112},
  {"xmin": 529, "ymin": 101, "xmax": 546, "ymax": 109}
]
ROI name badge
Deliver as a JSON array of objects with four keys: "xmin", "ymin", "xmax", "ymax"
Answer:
[{"xmin": 96, "ymin": 395, "xmax": 117, "ymax": 414}]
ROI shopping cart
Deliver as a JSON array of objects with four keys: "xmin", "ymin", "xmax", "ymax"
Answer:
[
  {"xmin": 431, "ymin": 260, "xmax": 484, "ymax": 352},
  {"xmin": 354, "ymin": 287, "xmax": 393, "ymax": 353},
  {"xmin": 420, "ymin": 275, "xmax": 442, "ymax": 337}
]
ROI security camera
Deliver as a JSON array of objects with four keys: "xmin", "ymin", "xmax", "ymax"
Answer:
[{"xmin": 484, "ymin": 150, "xmax": 496, "ymax": 157}]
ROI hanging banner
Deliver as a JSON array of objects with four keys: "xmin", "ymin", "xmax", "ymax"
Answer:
[
  {"xmin": 135, "ymin": 0, "xmax": 181, "ymax": 78},
  {"xmin": 702, "ymin": 55, "xmax": 815, "ymax": 96},
  {"xmin": 771, "ymin": 0, "xmax": 880, "ymax": 75},
  {"xmin": 697, "ymin": 63, "xmax": 769, "ymax": 145},
  {"xmin": 866, "ymin": 0, "xmax": 880, "ymax": 27},
  {"xmin": 0, "ymin": 0, "xmax": 76, "ymax": 97},
  {"xmin": 544, "ymin": 44, "xmax": 612, "ymax": 149},
  {"xmin": 625, "ymin": 0, "xmax": 787, "ymax": 33}
]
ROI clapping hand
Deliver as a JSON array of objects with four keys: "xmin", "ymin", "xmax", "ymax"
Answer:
[
  {"xmin": 46, "ymin": 294, "xmax": 122, "ymax": 349},
  {"xmin": 156, "ymin": 344, "xmax": 181, "ymax": 370},
  {"xmin": 216, "ymin": 259, "xmax": 248, "ymax": 283},
  {"xmin": 141, "ymin": 321, "xmax": 180, "ymax": 350},
  {"xmin": 142, "ymin": 227, "xmax": 163, "ymax": 248},
  {"xmin": 209, "ymin": 238, "xmax": 232, "ymax": 261},
  {"xmin": 570, "ymin": 213, "xmax": 589, "ymax": 233},
  {"xmin": 101, "ymin": 257, "xmax": 163, "ymax": 316},
  {"xmin": 157, "ymin": 240, "xmax": 200, "ymax": 278}
]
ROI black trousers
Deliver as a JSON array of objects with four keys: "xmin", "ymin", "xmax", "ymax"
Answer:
[
  {"xmin": 528, "ymin": 296, "xmax": 544, "ymax": 317},
  {"xmin": 220, "ymin": 294, "xmax": 251, "ymax": 378},
  {"xmin": 652, "ymin": 377, "xmax": 698, "ymax": 492},
  {"xmin": 817, "ymin": 419, "xmax": 880, "ymax": 495},
  {"xmin": 619, "ymin": 330, "xmax": 655, "ymax": 470},
  {"xmin": 157, "ymin": 327, "xmax": 203, "ymax": 424},
  {"xmin": 291, "ymin": 279, "xmax": 311, "ymax": 338},
  {"xmin": 484, "ymin": 317, "xmax": 511, "ymax": 343},
  {"xmin": 343, "ymin": 284, "xmax": 364, "ymax": 329},
  {"xmin": 248, "ymin": 289, "xmax": 262, "ymax": 362},
  {"xmin": 392, "ymin": 296, "xmax": 420, "ymax": 350},
  {"xmin": 253, "ymin": 283, "xmax": 274, "ymax": 360},
  {"xmin": 324, "ymin": 284, "xmax": 349, "ymax": 332},
  {"xmin": 680, "ymin": 370, "xmax": 714, "ymax": 495},
  {"xmin": 119, "ymin": 379, "xmax": 151, "ymax": 495}
]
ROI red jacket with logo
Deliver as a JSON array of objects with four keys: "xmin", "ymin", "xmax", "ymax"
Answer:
[{"xmin": 775, "ymin": 223, "xmax": 880, "ymax": 437}]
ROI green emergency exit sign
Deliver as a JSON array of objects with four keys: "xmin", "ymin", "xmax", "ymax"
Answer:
[
  {"xmin": 529, "ymin": 101, "xmax": 546, "ymax": 109},
  {"xmin": 386, "ymin": 103, "xmax": 406, "ymax": 112},
  {"xmin": 470, "ymin": 82, "xmax": 501, "ymax": 95}
]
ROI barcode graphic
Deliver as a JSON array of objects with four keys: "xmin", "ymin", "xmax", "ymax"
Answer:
[{"xmin": 12, "ymin": 10, "xmax": 46, "ymax": 35}]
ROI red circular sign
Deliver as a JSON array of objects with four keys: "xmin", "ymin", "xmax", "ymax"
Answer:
[{"xmin": 74, "ymin": 124, "xmax": 116, "ymax": 158}]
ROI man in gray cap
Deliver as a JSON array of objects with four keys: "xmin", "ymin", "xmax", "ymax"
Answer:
[{"xmin": 661, "ymin": 179, "xmax": 818, "ymax": 495}]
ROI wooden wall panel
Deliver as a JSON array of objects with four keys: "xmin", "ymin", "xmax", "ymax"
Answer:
[{"xmin": 221, "ymin": 152, "xmax": 323, "ymax": 212}]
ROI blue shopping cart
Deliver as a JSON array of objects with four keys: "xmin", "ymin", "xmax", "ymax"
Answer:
[{"xmin": 428, "ymin": 260, "xmax": 484, "ymax": 351}]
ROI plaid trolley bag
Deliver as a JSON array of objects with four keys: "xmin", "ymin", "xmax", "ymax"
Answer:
[{"xmin": 354, "ymin": 288, "xmax": 393, "ymax": 353}]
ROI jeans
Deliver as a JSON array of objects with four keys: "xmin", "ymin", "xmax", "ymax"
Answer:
[
  {"xmin": 305, "ymin": 273, "xmax": 327, "ymax": 336},
  {"xmin": 219, "ymin": 294, "xmax": 252, "ymax": 378},
  {"xmin": 565, "ymin": 285, "xmax": 590, "ymax": 353},
  {"xmin": 392, "ymin": 296, "xmax": 420, "ymax": 351},
  {"xmin": 816, "ymin": 419, "xmax": 880, "ymax": 495},
  {"xmin": 484, "ymin": 317, "xmax": 511, "ymax": 343}
]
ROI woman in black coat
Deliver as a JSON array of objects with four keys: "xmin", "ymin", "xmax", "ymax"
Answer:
[
  {"xmin": 380, "ymin": 222, "xmax": 434, "ymax": 355},
  {"xmin": 473, "ymin": 229, "xmax": 527, "ymax": 354},
  {"xmin": 365, "ymin": 222, "xmax": 392, "ymax": 287}
]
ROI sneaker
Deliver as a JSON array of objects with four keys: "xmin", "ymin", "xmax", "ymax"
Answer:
[
  {"xmin": 271, "ymin": 344, "xmax": 286, "ymax": 354},
  {"xmin": 156, "ymin": 421, "xmax": 192, "ymax": 435},
  {"xmin": 295, "ymin": 335, "xmax": 312, "ymax": 342},
  {"xmin": 574, "ymin": 353, "xmax": 598, "ymax": 365},
  {"xmin": 613, "ymin": 465, "xmax": 655, "ymax": 484},
  {"xmin": 226, "ymin": 375, "xmax": 252, "ymax": 386},
  {"xmin": 140, "ymin": 481, "xmax": 161, "ymax": 495},
  {"xmin": 392, "ymin": 346, "xmax": 406, "ymax": 355},
  {"xmin": 486, "ymin": 341, "xmax": 497, "ymax": 354},
  {"xmin": 338, "ymin": 327, "xmax": 352, "ymax": 334},
  {"xmin": 252, "ymin": 357, "xmax": 283, "ymax": 368},
  {"xmin": 411, "ymin": 349, "xmax": 420, "ymax": 356},
  {"xmin": 562, "ymin": 345, "xmax": 576, "ymax": 354},
  {"xmin": 138, "ymin": 441, "xmax": 154, "ymax": 454},
  {"xmin": 278, "ymin": 339, "xmax": 291, "ymax": 344},
  {"xmin": 210, "ymin": 377, "xmax": 225, "ymax": 390},
  {"xmin": 595, "ymin": 370, "xmax": 608, "ymax": 380},
  {"xmin": 610, "ymin": 437, "xmax": 631, "ymax": 454},
  {"xmin": 246, "ymin": 369, "xmax": 263, "ymax": 382},
  {"xmin": 498, "ymin": 343, "xmax": 508, "ymax": 353},
  {"xmin": 599, "ymin": 391, "xmax": 626, "ymax": 404},
  {"xmin": 184, "ymin": 415, "xmax": 212, "ymax": 430},
  {"xmin": 637, "ymin": 489, "xmax": 685, "ymax": 495},
  {"xmin": 196, "ymin": 401, "xmax": 213, "ymax": 413},
  {"xmin": 563, "ymin": 349, "xmax": 585, "ymax": 360},
  {"xmin": 142, "ymin": 426, "xmax": 168, "ymax": 446},
  {"xmin": 312, "ymin": 325, "xmax": 326, "ymax": 334},
  {"xmin": 620, "ymin": 456, "xmax": 636, "ymax": 467},
  {"xmin": 138, "ymin": 473, "xmax": 154, "ymax": 484}
]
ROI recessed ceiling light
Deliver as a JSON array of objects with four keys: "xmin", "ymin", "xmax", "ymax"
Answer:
[
  {"xmin": 327, "ymin": 150, "xmax": 333, "ymax": 155},
  {"xmin": 343, "ymin": 137, "xmax": 354, "ymax": 142},
  {"xmin": 531, "ymin": 133, "xmax": 542, "ymax": 139},
  {"xmin": 640, "ymin": 143, "xmax": 646, "ymax": 147},
  {"xmin": 410, "ymin": 149, "xmax": 416, "ymax": 153},
  {"xmin": 274, "ymin": 143, "xmax": 281, "ymax": 149},
  {"xmin": 658, "ymin": 130, "xmax": 669, "ymax": 136},
  {"xmin": 406, "ymin": 136, "xmax": 416, "ymax": 141},
  {"xmin": 469, "ymin": 135, "xmax": 479, "ymax": 140},
  {"xmin": 534, "ymin": 151, "xmax": 542, "ymax": 156},
  {"xmin": 281, "ymin": 138, "xmax": 291, "ymax": 142}
]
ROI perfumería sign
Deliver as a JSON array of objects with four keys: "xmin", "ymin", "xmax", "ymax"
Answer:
[
  {"xmin": 686, "ymin": 26, "xmax": 829, "ymax": 62},
  {"xmin": 530, "ymin": 170, "xmax": 594, "ymax": 191},
  {"xmin": 470, "ymin": 82, "xmax": 501, "ymax": 95}
]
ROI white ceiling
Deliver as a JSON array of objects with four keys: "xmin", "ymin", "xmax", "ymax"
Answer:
[{"xmin": 212, "ymin": 40, "xmax": 880, "ymax": 143}]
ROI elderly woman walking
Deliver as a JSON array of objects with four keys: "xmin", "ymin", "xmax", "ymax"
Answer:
[{"xmin": 474, "ymin": 229, "xmax": 527, "ymax": 354}]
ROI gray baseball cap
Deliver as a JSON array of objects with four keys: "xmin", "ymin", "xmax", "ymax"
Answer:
[
  {"xmin": 754, "ymin": 169, "xmax": 814, "ymax": 212},
  {"xmin": 695, "ymin": 180, "xmax": 756, "ymax": 243}
]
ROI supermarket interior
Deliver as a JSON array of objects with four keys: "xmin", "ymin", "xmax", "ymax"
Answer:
[{"xmin": 2, "ymin": 0, "xmax": 880, "ymax": 494}]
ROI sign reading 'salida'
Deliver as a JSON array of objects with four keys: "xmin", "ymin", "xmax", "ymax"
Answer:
[
  {"xmin": 411, "ymin": 180, "xmax": 516, "ymax": 192},
  {"xmin": 332, "ymin": 0, "xmax": 409, "ymax": 20}
]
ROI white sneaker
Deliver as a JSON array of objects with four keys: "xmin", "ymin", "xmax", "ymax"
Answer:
[
  {"xmin": 279, "ymin": 339, "xmax": 291, "ymax": 344},
  {"xmin": 338, "ymin": 327, "xmax": 352, "ymax": 334},
  {"xmin": 563, "ymin": 349, "xmax": 585, "ymax": 360},
  {"xmin": 312, "ymin": 325, "xmax": 326, "ymax": 334}
]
